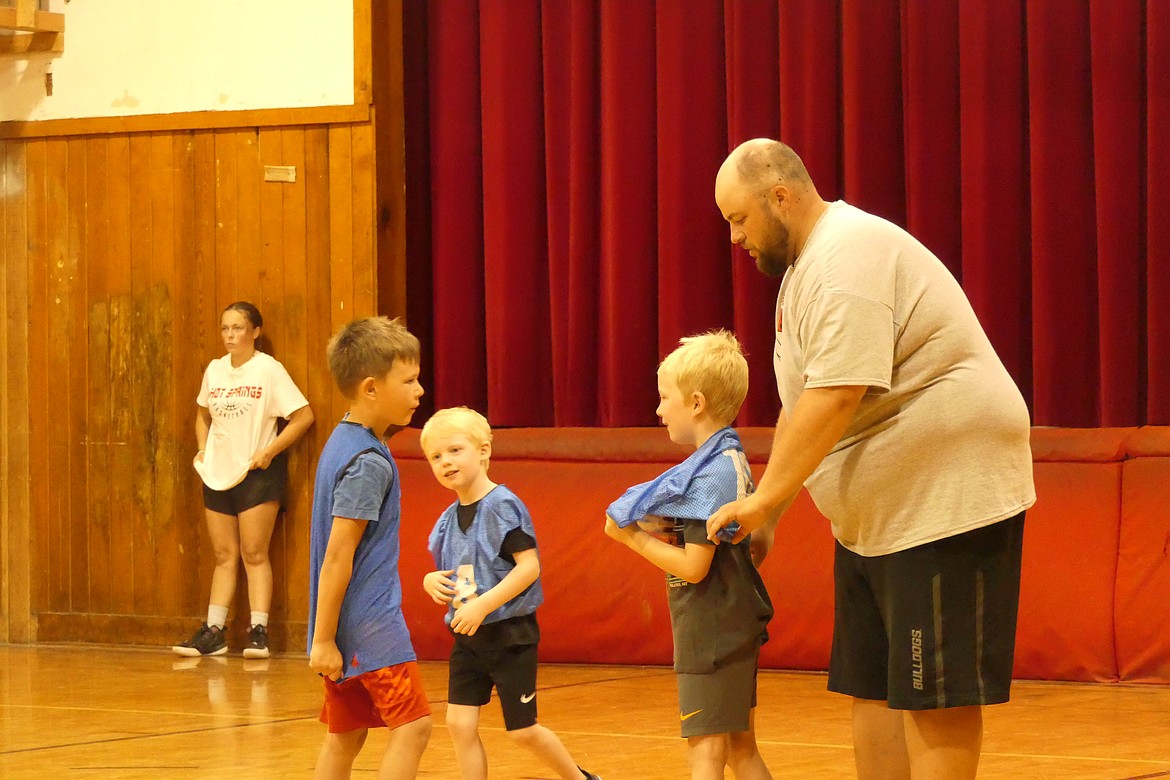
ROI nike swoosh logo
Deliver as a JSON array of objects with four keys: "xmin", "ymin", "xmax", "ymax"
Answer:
[
  {"xmin": 520, "ymin": 692, "xmax": 536, "ymax": 703},
  {"xmin": 680, "ymin": 709, "xmax": 703, "ymax": 721}
]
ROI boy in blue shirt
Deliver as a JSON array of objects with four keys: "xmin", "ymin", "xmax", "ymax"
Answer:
[
  {"xmin": 420, "ymin": 406, "xmax": 601, "ymax": 780},
  {"xmin": 605, "ymin": 330, "xmax": 774, "ymax": 780},
  {"xmin": 308, "ymin": 316, "xmax": 432, "ymax": 779}
]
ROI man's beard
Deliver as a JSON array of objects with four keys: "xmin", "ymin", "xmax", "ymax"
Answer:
[{"xmin": 753, "ymin": 211, "xmax": 791, "ymax": 277}]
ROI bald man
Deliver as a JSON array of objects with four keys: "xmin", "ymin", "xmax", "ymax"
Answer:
[{"xmin": 708, "ymin": 139, "xmax": 1035, "ymax": 779}]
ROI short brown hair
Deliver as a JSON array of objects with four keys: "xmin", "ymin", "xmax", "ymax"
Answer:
[
  {"xmin": 658, "ymin": 329, "xmax": 749, "ymax": 426},
  {"xmin": 326, "ymin": 316, "xmax": 420, "ymax": 398}
]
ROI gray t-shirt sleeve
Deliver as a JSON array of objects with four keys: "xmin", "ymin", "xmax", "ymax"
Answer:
[
  {"xmin": 799, "ymin": 290, "xmax": 895, "ymax": 391},
  {"xmin": 331, "ymin": 452, "xmax": 393, "ymax": 522}
]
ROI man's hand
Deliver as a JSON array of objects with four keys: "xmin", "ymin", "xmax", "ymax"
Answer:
[
  {"xmin": 450, "ymin": 594, "xmax": 491, "ymax": 636},
  {"xmin": 707, "ymin": 494, "xmax": 770, "ymax": 543},
  {"xmin": 604, "ymin": 515, "xmax": 638, "ymax": 546},
  {"xmin": 423, "ymin": 569, "xmax": 456, "ymax": 605},
  {"xmin": 309, "ymin": 640, "xmax": 344, "ymax": 681}
]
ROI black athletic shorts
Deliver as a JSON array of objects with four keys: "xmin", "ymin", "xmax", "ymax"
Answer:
[
  {"xmin": 827, "ymin": 512, "xmax": 1025, "ymax": 710},
  {"xmin": 202, "ymin": 452, "xmax": 288, "ymax": 516},
  {"xmin": 448, "ymin": 637, "xmax": 539, "ymax": 731}
]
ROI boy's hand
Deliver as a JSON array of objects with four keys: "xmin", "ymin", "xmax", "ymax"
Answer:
[
  {"xmin": 637, "ymin": 514, "xmax": 673, "ymax": 541},
  {"xmin": 423, "ymin": 569, "xmax": 457, "ymax": 604},
  {"xmin": 450, "ymin": 594, "xmax": 491, "ymax": 636},
  {"xmin": 193, "ymin": 450, "xmax": 205, "ymax": 465},
  {"xmin": 604, "ymin": 515, "xmax": 638, "ymax": 545},
  {"xmin": 309, "ymin": 640, "xmax": 344, "ymax": 681}
]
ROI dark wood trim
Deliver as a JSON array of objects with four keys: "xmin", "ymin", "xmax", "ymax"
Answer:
[
  {"xmin": 0, "ymin": 104, "xmax": 370, "ymax": 140},
  {"xmin": 35, "ymin": 612, "xmax": 309, "ymax": 653}
]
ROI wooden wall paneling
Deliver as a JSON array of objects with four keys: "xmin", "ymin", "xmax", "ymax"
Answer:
[
  {"xmin": 190, "ymin": 130, "xmax": 218, "ymax": 620},
  {"xmin": 327, "ymin": 125, "xmax": 354, "ymax": 427},
  {"xmin": 84, "ymin": 135, "xmax": 112, "ymax": 615},
  {"xmin": 24, "ymin": 138, "xmax": 49, "ymax": 621},
  {"xmin": 327, "ymin": 125, "xmax": 355, "ymax": 326},
  {"xmin": 351, "ymin": 121, "xmax": 376, "ymax": 317},
  {"xmin": 105, "ymin": 135, "xmax": 135, "ymax": 615},
  {"xmin": 128, "ymin": 133, "xmax": 158, "ymax": 616},
  {"xmin": 0, "ymin": 139, "xmax": 8, "ymax": 633},
  {"xmin": 65, "ymin": 137, "xmax": 90, "ymax": 614},
  {"xmin": 213, "ymin": 130, "xmax": 239, "ymax": 308},
  {"xmin": 1, "ymin": 139, "xmax": 34, "ymax": 642},
  {"xmin": 149, "ymin": 132, "xmax": 180, "ymax": 618},
  {"xmin": 257, "ymin": 127, "xmax": 288, "ymax": 628},
  {"xmin": 372, "ymin": 0, "xmax": 407, "ymax": 321},
  {"xmin": 305, "ymin": 126, "xmax": 338, "ymax": 429},
  {"xmin": 236, "ymin": 129, "xmax": 262, "ymax": 306},
  {"xmin": 169, "ymin": 132, "xmax": 197, "ymax": 620},
  {"xmin": 44, "ymin": 138, "xmax": 70, "ymax": 614},
  {"xmin": 279, "ymin": 126, "xmax": 311, "ymax": 641},
  {"xmin": 0, "ymin": 139, "xmax": 7, "ymax": 636}
]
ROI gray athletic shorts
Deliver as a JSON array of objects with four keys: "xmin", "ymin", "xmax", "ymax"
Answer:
[{"xmin": 676, "ymin": 642, "xmax": 760, "ymax": 738}]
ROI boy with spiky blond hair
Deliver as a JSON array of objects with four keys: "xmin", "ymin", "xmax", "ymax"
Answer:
[
  {"xmin": 420, "ymin": 407, "xmax": 601, "ymax": 780},
  {"xmin": 605, "ymin": 330, "xmax": 774, "ymax": 780}
]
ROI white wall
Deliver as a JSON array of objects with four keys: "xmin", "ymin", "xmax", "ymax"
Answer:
[{"xmin": 0, "ymin": 0, "xmax": 355, "ymax": 122}]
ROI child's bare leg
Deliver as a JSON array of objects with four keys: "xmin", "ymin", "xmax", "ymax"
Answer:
[
  {"xmin": 687, "ymin": 733, "xmax": 728, "ymax": 780},
  {"xmin": 314, "ymin": 728, "xmax": 367, "ymax": 780},
  {"xmin": 379, "ymin": 714, "xmax": 433, "ymax": 780},
  {"xmin": 445, "ymin": 704, "xmax": 488, "ymax": 780},
  {"xmin": 506, "ymin": 723, "xmax": 586, "ymax": 779},
  {"xmin": 726, "ymin": 711, "xmax": 772, "ymax": 779},
  {"xmin": 205, "ymin": 509, "xmax": 239, "ymax": 609},
  {"xmin": 238, "ymin": 501, "xmax": 279, "ymax": 614}
]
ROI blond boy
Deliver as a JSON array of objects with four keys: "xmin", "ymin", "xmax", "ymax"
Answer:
[
  {"xmin": 420, "ymin": 407, "xmax": 600, "ymax": 780},
  {"xmin": 307, "ymin": 317, "xmax": 432, "ymax": 780},
  {"xmin": 604, "ymin": 331, "xmax": 774, "ymax": 780}
]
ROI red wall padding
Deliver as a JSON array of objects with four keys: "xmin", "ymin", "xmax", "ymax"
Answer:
[
  {"xmin": 1115, "ymin": 429, "xmax": 1170, "ymax": 682},
  {"xmin": 392, "ymin": 426, "xmax": 1169, "ymax": 683}
]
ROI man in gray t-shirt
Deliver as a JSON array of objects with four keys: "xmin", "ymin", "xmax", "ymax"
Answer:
[{"xmin": 708, "ymin": 139, "xmax": 1035, "ymax": 780}]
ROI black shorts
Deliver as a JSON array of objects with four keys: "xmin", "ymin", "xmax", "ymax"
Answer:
[
  {"xmin": 448, "ymin": 638, "xmax": 539, "ymax": 731},
  {"xmin": 202, "ymin": 453, "xmax": 288, "ymax": 516},
  {"xmin": 828, "ymin": 513, "xmax": 1025, "ymax": 710}
]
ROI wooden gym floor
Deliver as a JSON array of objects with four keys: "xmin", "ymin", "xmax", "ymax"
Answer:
[{"xmin": 2, "ymin": 645, "xmax": 1169, "ymax": 778}]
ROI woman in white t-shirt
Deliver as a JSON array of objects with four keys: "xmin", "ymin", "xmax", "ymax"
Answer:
[{"xmin": 173, "ymin": 301, "xmax": 314, "ymax": 659}]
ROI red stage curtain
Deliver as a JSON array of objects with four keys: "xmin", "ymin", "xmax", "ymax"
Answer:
[{"xmin": 403, "ymin": 0, "xmax": 1170, "ymax": 428}]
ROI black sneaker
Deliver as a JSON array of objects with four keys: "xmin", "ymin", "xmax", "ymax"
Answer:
[
  {"xmin": 172, "ymin": 623, "xmax": 227, "ymax": 657},
  {"xmin": 580, "ymin": 769, "xmax": 602, "ymax": 780},
  {"xmin": 243, "ymin": 624, "xmax": 270, "ymax": 659}
]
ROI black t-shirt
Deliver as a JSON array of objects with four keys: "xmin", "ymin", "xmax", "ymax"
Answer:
[{"xmin": 452, "ymin": 499, "xmax": 540, "ymax": 649}]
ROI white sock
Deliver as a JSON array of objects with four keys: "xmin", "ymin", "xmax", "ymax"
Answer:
[
  {"xmin": 250, "ymin": 611, "xmax": 269, "ymax": 628},
  {"xmin": 207, "ymin": 605, "xmax": 228, "ymax": 629}
]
